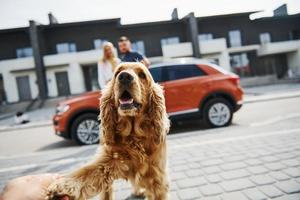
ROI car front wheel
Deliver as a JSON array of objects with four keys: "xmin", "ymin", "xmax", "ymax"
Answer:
[
  {"xmin": 71, "ymin": 113, "xmax": 100, "ymax": 145},
  {"xmin": 203, "ymin": 98, "xmax": 233, "ymax": 128}
]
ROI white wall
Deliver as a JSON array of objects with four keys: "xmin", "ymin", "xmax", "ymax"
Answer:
[
  {"xmin": 67, "ymin": 62, "xmax": 86, "ymax": 94},
  {"xmin": 199, "ymin": 38, "xmax": 227, "ymax": 54},
  {"xmin": 46, "ymin": 66, "xmax": 69, "ymax": 97},
  {"xmin": 162, "ymin": 42, "xmax": 193, "ymax": 58},
  {"xmin": 0, "ymin": 49, "xmax": 103, "ymax": 103},
  {"xmin": 0, "ymin": 57, "xmax": 35, "ymax": 102},
  {"xmin": 287, "ymin": 49, "xmax": 300, "ymax": 77},
  {"xmin": 257, "ymin": 40, "xmax": 300, "ymax": 56}
]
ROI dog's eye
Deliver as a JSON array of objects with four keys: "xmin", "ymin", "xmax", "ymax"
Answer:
[{"xmin": 138, "ymin": 72, "xmax": 146, "ymax": 79}]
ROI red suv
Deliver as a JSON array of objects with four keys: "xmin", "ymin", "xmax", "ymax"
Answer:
[{"xmin": 53, "ymin": 58, "xmax": 243, "ymax": 145}]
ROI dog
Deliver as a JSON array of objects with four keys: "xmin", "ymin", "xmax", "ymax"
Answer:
[{"xmin": 46, "ymin": 62, "xmax": 170, "ymax": 200}]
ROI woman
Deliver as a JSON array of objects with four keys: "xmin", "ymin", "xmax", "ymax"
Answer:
[{"xmin": 98, "ymin": 42, "xmax": 120, "ymax": 89}]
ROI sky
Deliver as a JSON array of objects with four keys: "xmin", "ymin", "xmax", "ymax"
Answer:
[{"xmin": 0, "ymin": 0, "xmax": 300, "ymax": 30}]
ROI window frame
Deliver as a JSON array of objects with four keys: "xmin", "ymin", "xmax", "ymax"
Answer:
[
  {"xmin": 131, "ymin": 40, "xmax": 146, "ymax": 55},
  {"xmin": 150, "ymin": 64, "xmax": 206, "ymax": 83},
  {"xmin": 259, "ymin": 32, "xmax": 271, "ymax": 44},
  {"xmin": 228, "ymin": 30, "xmax": 242, "ymax": 47},
  {"xmin": 160, "ymin": 37, "xmax": 180, "ymax": 46},
  {"xmin": 16, "ymin": 47, "xmax": 33, "ymax": 58},
  {"xmin": 198, "ymin": 33, "xmax": 213, "ymax": 41},
  {"xmin": 94, "ymin": 39, "xmax": 107, "ymax": 49},
  {"xmin": 56, "ymin": 42, "xmax": 77, "ymax": 54}
]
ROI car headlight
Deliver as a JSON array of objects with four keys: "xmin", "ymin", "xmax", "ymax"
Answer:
[{"xmin": 56, "ymin": 104, "xmax": 70, "ymax": 115}]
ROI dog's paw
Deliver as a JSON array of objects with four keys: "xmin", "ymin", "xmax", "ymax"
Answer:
[{"xmin": 45, "ymin": 178, "xmax": 81, "ymax": 200}]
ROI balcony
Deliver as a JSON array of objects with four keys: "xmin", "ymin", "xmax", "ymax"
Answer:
[
  {"xmin": 0, "ymin": 57, "xmax": 34, "ymax": 73},
  {"xmin": 162, "ymin": 42, "xmax": 193, "ymax": 58},
  {"xmin": 44, "ymin": 49, "xmax": 102, "ymax": 66},
  {"xmin": 199, "ymin": 38, "xmax": 227, "ymax": 54},
  {"xmin": 162, "ymin": 39, "xmax": 229, "ymax": 58},
  {"xmin": 228, "ymin": 44, "xmax": 260, "ymax": 54},
  {"xmin": 257, "ymin": 40, "xmax": 300, "ymax": 56},
  {"xmin": 0, "ymin": 49, "xmax": 103, "ymax": 72}
]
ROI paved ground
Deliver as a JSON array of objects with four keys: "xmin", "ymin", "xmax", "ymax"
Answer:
[
  {"xmin": 0, "ymin": 90, "xmax": 300, "ymax": 199},
  {"xmin": 1, "ymin": 118, "xmax": 300, "ymax": 199},
  {"xmin": 1, "ymin": 95, "xmax": 300, "ymax": 156}
]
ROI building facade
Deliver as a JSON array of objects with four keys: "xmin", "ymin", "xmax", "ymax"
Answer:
[{"xmin": 0, "ymin": 7, "xmax": 300, "ymax": 103}]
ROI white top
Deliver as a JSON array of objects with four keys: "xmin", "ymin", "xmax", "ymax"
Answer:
[{"xmin": 98, "ymin": 59, "xmax": 120, "ymax": 89}]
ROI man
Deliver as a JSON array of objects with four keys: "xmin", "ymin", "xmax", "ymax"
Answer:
[{"xmin": 118, "ymin": 36, "xmax": 150, "ymax": 67}]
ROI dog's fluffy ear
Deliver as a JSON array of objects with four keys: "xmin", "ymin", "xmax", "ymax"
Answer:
[
  {"xmin": 148, "ymin": 83, "xmax": 170, "ymax": 145},
  {"xmin": 99, "ymin": 80, "xmax": 117, "ymax": 145}
]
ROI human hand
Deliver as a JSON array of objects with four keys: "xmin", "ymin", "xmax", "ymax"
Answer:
[{"xmin": 0, "ymin": 174, "xmax": 70, "ymax": 200}]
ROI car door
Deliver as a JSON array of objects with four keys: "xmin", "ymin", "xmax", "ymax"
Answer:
[{"xmin": 163, "ymin": 64, "xmax": 207, "ymax": 114}]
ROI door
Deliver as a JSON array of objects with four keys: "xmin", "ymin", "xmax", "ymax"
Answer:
[
  {"xmin": 163, "ymin": 65, "xmax": 207, "ymax": 113},
  {"xmin": 82, "ymin": 64, "xmax": 99, "ymax": 91},
  {"xmin": 55, "ymin": 71, "xmax": 70, "ymax": 96},
  {"xmin": 16, "ymin": 76, "xmax": 32, "ymax": 101}
]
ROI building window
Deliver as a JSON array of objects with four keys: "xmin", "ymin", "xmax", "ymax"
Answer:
[
  {"xmin": 230, "ymin": 53, "xmax": 250, "ymax": 77},
  {"xmin": 56, "ymin": 43, "xmax": 77, "ymax": 54},
  {"xmin": 131, "ymin": 40, "xmax": 145, "ymax": 55},
  {"xmin": 94, "ymin": 39, "xmax": 107, "ymax": 49},
  {"xmin": 229, "ymin": 30, "xmax": 242, "ymax": 47},
  {"xmin": 260, "ymin": 33, "xmax": 271, "ymax": 44},
  {"xmin": 16, "ymin": 47, "xmax": 33, "ymax": 58},
  {"xmin": 160, "ymin": 37, "xmax": 180, "ymax": 46},
  {"xmin": 198, "ymin": 33, "xmax": 213, "ymax": 41}
]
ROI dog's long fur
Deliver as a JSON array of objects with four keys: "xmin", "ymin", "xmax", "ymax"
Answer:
[{"xmin": 46, "ymin": 62, "xmax": 170, "ymax": 200}]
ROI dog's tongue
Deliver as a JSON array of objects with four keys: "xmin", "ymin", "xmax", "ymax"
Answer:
[{"xmin": 119, "ymin": 98, "xmax": 133, "ymax": 105}]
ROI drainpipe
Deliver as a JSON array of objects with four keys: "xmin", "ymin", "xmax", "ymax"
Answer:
[
  {"xmin": 186, "ymin": 12, "xmax": 201, "ymax": 58},
  {"xmin": 29, "ymin": 20, "xmax": 48, "ymax": 99}
]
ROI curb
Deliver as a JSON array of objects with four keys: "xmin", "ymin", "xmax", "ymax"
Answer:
[
  {"xmin": 244, "ymin": 92, "xmax": 300, "ymax": 104},
  {"xmin": 0, "ymin": 113, "xmax": 14, "ymax": 121}
]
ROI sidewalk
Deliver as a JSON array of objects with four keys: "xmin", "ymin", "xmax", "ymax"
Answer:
[
  {"xmin": 0, "ymin": 125, "xmax": 300, "ymax": 199},
  {"xmin": 166, "ymin": 129, "xmax": 300, "ymax": 200},
  {"xmin": 0, "ymin": 107, "xmax": 54, "ymax": 132}
]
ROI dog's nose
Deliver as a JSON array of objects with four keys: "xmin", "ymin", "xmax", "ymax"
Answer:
[{"xmin": 118, "ymin": 72, "xmax": 133, "ymax": 85}]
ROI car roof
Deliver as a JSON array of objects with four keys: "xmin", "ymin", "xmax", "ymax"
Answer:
[
  {"xmin": 149, "ymin": 57, "xmax": 230, "ymax": 75},
  {"xmin": 149, "ymin": 57, "xmax": 217, "ymax": 69}
]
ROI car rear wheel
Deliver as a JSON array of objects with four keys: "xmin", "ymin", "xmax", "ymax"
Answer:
[
  {"xmin": 71, "ymin": 113, "xmax": 100, "ymax": 145},
  {"xmin": 203, "ymin": 98, "xmax": 233, "ymax": 128}
]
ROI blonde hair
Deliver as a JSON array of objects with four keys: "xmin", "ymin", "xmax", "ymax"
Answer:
[{"xmin": 101, "ymin": 42, "xmax": 118, "ymax": 72}]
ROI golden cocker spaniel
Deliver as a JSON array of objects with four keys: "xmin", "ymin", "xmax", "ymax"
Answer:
[{"xmin": 46, "ymin": 62, "xmax": 170, "ymax": 200}]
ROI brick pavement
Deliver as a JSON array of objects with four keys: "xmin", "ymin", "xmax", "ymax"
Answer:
[{"xmin": 0, "ymin": 128, "xmax": 300, "ymax": 200}]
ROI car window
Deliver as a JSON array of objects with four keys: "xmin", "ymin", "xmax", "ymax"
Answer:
[
  {"xmin": 165, "ymin": 64, "xmax": 206, "ymax": 81},
  {"xmin": 149, "ymin": 67, "xmax": 168, "ymax": 83}
]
